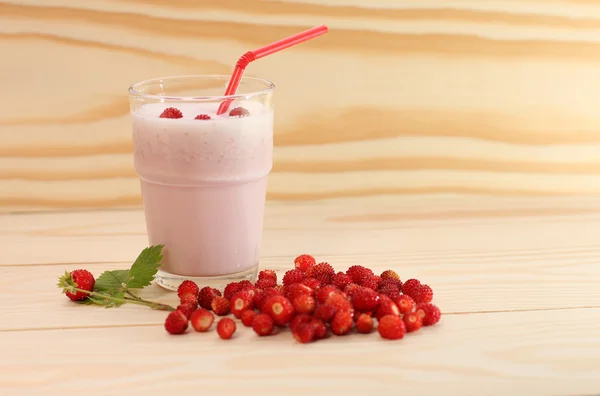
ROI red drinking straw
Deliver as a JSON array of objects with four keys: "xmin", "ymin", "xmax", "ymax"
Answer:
[{"xmin": 217, "ymin": 25, "xmax": 329, "ymax": 115}]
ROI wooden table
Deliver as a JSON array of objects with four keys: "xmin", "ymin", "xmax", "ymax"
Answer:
[{"xmin": 2, "ymin": 195, "xmax": 600, "ymax": 395}]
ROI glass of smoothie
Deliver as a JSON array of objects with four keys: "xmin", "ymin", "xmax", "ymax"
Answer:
[{"xmin": 128, "ymin": 75, "xmax": 274, "ymax": 290}]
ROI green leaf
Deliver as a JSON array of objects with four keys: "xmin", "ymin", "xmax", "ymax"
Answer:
[
  {"xmin": 57, "ymin": 270, "xmax": 77, "ymax": 293},
  {"xmin": 75, "ymin": 291, "xmax": 125, "ymax": 308},
  {"xmin": 126, "ymin": 245, "xmax": 164, "ymax": 289},
  {"xmin": 94, "ymin": 270, "xmax": 130, "ymax": 293}
]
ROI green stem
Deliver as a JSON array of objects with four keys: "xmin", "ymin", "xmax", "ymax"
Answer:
[
  {"xmin": 123, "ymin": 296, "xmax": 175, "ymax": 311},
  {"xmin": 72, "ymin": 287, "xmax": 175, "ymax": 311},
  {"xmin": 126, "ymin": 290, "xmax": 143, "ymax": 301}
]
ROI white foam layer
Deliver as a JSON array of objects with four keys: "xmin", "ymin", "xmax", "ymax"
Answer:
[{"xmin": 132, "ymin": 100, "xmax": 273, "ymax": 185}]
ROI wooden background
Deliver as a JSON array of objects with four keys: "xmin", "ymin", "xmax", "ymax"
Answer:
[{"xmin": 2, "ymin": 0, "xmax": 600, "ymax": 213}]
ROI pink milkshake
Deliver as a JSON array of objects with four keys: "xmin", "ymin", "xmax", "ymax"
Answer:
[{"xmin": 128, "ymin": 75, "xmax": 274, "ymax": 290}]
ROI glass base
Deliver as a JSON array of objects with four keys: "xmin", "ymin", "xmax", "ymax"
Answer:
[{"xmin": 155, "ymin": 265, "xmax": 259, "ymax": 291}]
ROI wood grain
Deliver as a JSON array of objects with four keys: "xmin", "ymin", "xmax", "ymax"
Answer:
[
  {"xmin": 4, "ymin": 0, "xmax": 600, "ymax": 211},
  {"xmin": 2, "ymin": 196, "xmax": 600, "ymax": 332},
  {"xmin": 2, "ymin": 196, "xmax": 600, "ymax": 394},
  {"xmin": 1, "ymin": 310, "xmax": 599, "ymax": 395}
]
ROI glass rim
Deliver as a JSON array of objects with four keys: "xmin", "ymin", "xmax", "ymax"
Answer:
[{"xmin": 128, "ymin": 74, "xmax": 275, "ymax": 102}]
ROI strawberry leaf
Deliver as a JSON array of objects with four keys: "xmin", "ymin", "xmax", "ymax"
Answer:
[
  {"xmin": 57, "ymin": 270, "xmax": 78, "ymax": 294},
  {"xmin": 126, "ymin": 245, "xmax": 164, "ymax": 289},
  {"xmin": 94, "ymin": 270, "xmax": 130, "ymax": 293}
]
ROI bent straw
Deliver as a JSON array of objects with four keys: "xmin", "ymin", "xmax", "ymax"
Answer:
[{"xmin": 217, "ymin": 25, "xmax": 329, "ymax": 115}]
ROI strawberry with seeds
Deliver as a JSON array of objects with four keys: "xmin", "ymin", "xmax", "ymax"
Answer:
[
  {"xmin": 241, "ymin": 309, "xmax": 258, "ymax": 327},
  {"xmin": 252, "ymin": 313, "xmax": 275, "ymax": 336},
  {"xmin": 211, "ymin": 296, "xmax": 231, "ymax": 316},
  {"xmin": 416, "ymin": 303, "xmax": 441, "ymax": 326},
  {"xmin": 294, "ymin": 254, "xmax": 316, "ymax": 272},
  {"xmin": 164, "ymin": 310, "xmax": 188, "ymax": 335},
  {"xmin": 159, "ymin": 107, "xmax": 183, "ymax": 119},
  {"xmin": 216, "ymin": 318, "xmax": 236, "ymax": 339},
  {"xmin": 190, "ymin": 308, "xmax": 214, "ymax": 332},
  {"xmin": 262, "ymin": 295, "xmax": 295, "ymax": 325},
  {"xmin": 403, "ymin": 312, "xmax": 423, "ymax": 333},
  {"xmin": 378, "ymin": 314, "xmax": 405, "ymax": 340},
  {"xmin": 63, "ymin": 269, "xmax": 95, "ymax": 301}
]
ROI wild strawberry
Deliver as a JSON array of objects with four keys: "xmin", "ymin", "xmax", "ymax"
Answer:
[
  {"xmin": 176, "ymin": 303, "xmax": 196, "ymax": 319},
  {"xmin": 240, "ymin": 309, "xmax": 258, "ymax": 327},
  {"xmin": 229, "ymin": 107, "xmax": 250, "ymax": 117},
  {"xmin": 325, "ymin": 293, "xmax": 353, "ymax": 315},
  {"xmin": 332, "ymin": 272, "xmax": 352, "ymax": 290},
  {"xmin": 164, "ymin": 310, "xmax": 188, "ymax": 335},
  {"xmin": 331, "ymin": 311, "xmax": 353, "ymax": 336},
  {"xmin": 238, "ymin": 280, "xmax": 253, "ymax": 289},
  {"xmin": 355, "ymin": 313, "xmax": 374, "ymax": 334},
  {"xmin": 402, "ymin": 279, "xmax": 421, "ymax": 297},
  {"xmin": 301, "ymin": 278, "xmax": 321, "ymax": 290},
  {"xmin": 307, "ymin": 262, "xmax": 335, "ymax": 286},
  {"xmin": 285, "ymin": 283, "xmax": 314, "ymax": 301},
  {"xmin": 198, "ymin": 287, "xmax": 221, "ymax": 310},
  {"xmin": 216, "ymin": 318, "xmax": 236, "ymax": 339},
  {"xmin": 351, "ymin": 287, "xmax": 380, "ymax": 312},
  {"xmin": 403, "ymin": 312, "xmax": 423, "ymax": 332},
  {"xmin": 290, "ymin": 313, "xmax": 312, "ymax": 332},
  {"xmin": 255, "ymin": 277, "xmax": 277, "ymax": 290},
  {"xmin": 159, "ymin": 107, "xmax": 183, "ymax": 119},
  {"xmin": 223, "ymin": 281, "xmax": 242, "ymax": 300},
  {"xmin": 194, "ymin": 114, "xmax": 211, "ymax": 120},
  {"xmin": 392, "ymin": 295, "xmax": 413, "ymax": 315},
  {"xmin": 377, "ymin": 279, "xmax": 401, "ymax": 299},
  {"xmin": 380, "ymin": 269, "xmax": 400, "ymax": 281},
  {"xmin": 293, "ymin": 323, "xmax": 315, "ymax": 343},
  {"xmin": 237, "ymin": 280, "xmax": 255, "ymax": 296},
  {"xmin": 353, "ymin": 310, "xmax": 371, "ymax": 322},
  {"xmin": 416, "ymin": 303, "xmax": 441, "ymax": 326},
  {"xmin": 360, "ymin": 275, "xmax": 381, "ymax": 290},
  {"xmin": 378, "ymin": 314, "xmax": 405, "ymax": 340},
  {"xmin": 254, "ymin": 287, "xmax": 281, "ymax": 312},
  {"xmin": 292, "ymin": 294, "xmax": 316, "ymax": 314},
  {"xmin": 294, "ymin": 254, "xmax": 316, "ymax": 272},
  {"xmin": 346, "ymin": 265, "xmax": 374, "ymax": 284},
  {"xmin": 313, "ymin": 303, "xmax": 336, "ymax": 322},
  {"xmin": 412, "ymin": 284, "xmax": 433, "ymax": 304},
  {"xmin": 258, "ymin": 269, "xmax": 277, "ymax": 283},
  {"xmin": 262, "ymin": 295, "xmax": 295, "ymax": 325},
  {"xmin": 211, "ymin": 296, "xmax": 230, "ymax": 316},
  {"xmin": 190, "ymin": 308, "xmax": 214, "ymax": 332},
  {"xmin": 252, "ymin": 313, "xmax": 275, "ymax": 336},
  {"xmin": 64, "ymin": 269, "xmax": 95, "ymax": 301},
  {"xmin": 230, "ymin": 289, "xmax": 254, "ymax": 318},
  {"xmin": 375, "ymin": 295, "xmax": 400, "ymax": 320},
  {"xmin": 282, "ymin": 269, "xmax": 306, "ymax": 286},
  {"xmin": 343, "ymin": 283, "xmax": 361, "ymax": 297},
  {"xmin": 394, "ymin": 279, "xmax": 404, "ymax": 290},
  {"xmin": 274, "ymin": 285, "xmax": 285, "ymax": 294},
  {"xmin": 179, "ymin": 292, "xmax": 198, "ymax": 307},
  {"xmin": 310, "ymin": 318, "xmax": 328, "ymax": 340},
  {"xmin": 316, "ymin": 285, "xmax": 341, "ymax": 304}
]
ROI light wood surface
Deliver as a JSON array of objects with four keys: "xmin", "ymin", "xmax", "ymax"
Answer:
[
  {"xmin": 4, "ymin": 0, "xmax": 600, "ymax": 212},
  {"xmin": 1, "ymin": 195, "xmax": 600, "ymax": 395}
]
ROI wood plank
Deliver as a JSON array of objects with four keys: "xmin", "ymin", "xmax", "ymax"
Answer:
[
  {"xmin": 2, "ymin": 196, "xmax": 600, "ymax": 330},
  {"xmin": 5, "ymin": 1, "xmax": 600, "ymax": 211},
  {"xmin": 5, "ymin": 195, "xmax": 600, "ymax": 265},
  {"xmin": 1, "ymin": 309, "xmax": 599, "ymax": 395},
  {"xmin": 3, "ymin": 195, "xmax": 600, "ymax": 265},
  {"xmin": 1, "ymin": 255, "xmax": 598, "ymax": 332}
]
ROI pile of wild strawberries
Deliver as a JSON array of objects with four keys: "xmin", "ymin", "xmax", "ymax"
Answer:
[{"xmin": 165, "ymin": 254, "xmax": 441, "ymax": 342}]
